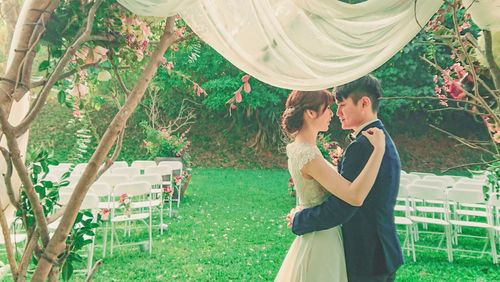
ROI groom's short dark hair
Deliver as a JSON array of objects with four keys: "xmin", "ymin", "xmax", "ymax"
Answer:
[{"xmin": 335, "ymin": 74, "xmax": 381, "ymax": 113}]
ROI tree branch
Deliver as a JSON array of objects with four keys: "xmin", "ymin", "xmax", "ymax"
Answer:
[
  {"xmin": 32, "ymin": 16, "xmax": 178, "ymax": 280},
  {"xmin": 30, "ymin": 62, "xmax": 100, "ymax": 89},
  {"xmin": 0, "ymin": 146, "xmax": 17, "ymax": 206},
  {"xmin": 441, "ymin": 159, "xmax": 497, "ymax": 173},
  {"xmin": 483, "ymin": 30, "xmax": 500, "ymax": 89},
  {"xmin": 14, "ymin": 0, "xmax": 102, "ymax": 137},
  {"xmin": 96, "ymin": 128, "xmax": 125, "ymax": 179},
  {"xmin": 16, "ymin": 229, "xmax": 40, "ymax": 282},
  {"xmin": 429, "ymin": 124, "xmax": 496, "ymax": 156},
  {"xmin": 0, "ymin": 109, "xmax": 51, "ymax": 247},
  {"xmin": 0, "ymin": 196, "xmax": 18, "ymax": 280}
]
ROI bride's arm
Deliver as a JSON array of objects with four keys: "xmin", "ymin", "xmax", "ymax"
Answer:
[{"xmin": 302, "ymin": 131, "xmax": 385, "ymax": 206}]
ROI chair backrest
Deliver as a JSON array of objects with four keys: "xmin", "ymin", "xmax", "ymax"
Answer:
[
  {"xmin": 110, "ymin": 161, "xmax": 129, "ymax": 170},
  {"xmin": 423, "ymin": 175, "xmax": 455, "ymax": 186},
  {"xmin": 89, "ymin": 182, "xmax": 113, "ymax": 197},
  {"xmin": 409, "ymin": 172, "xmax": 435, "ymax": 179},
  {"xmin": 59, "ymin": 191, "xmax": 100, "ymax": 209},
  {"xmin": 413, "ymin": 179, "xmax": 448, "ymax": 189},
  {"xmin": 400, "ymin": 173, "xmax": 419, "ymax": 183},
  {"xmin": 399, "ymin": 178, "xmax": 411, "ymax": 187},
  {"xmin": 111, "ymin": 167, "xmax": 140, "ymax": 176},
  {"xmin": 131, "ymin": 160, "xmax": 156, "ymax": 170},
  {"xmin": 96, "ymin": 174, "xmax": 129, "ymax": 188},
  {"xmin": 407, "ymin": 184, "xmax": 447, "ymax": 201},
  {"xmin": 158, "ymin": 160, "xmax": 182, "ymax": 171},
  {"xmin": 453, "ymin": 181, "xmax": 484, "ymax": 191},
  {"xmin": 489, "ymin": 193, "xmax": 500, "ymax": 208},
  {"xmin": 456, "ymin": 177, "xmax": 485, "ymax": 185},
  {"xmin": 114, "ymin": 181, "xmax": 151, "ymax": 197},
  {"xmin": 397, "ymin": 183, "xmax": 410, "ymax": 198},
  {"xmin": 447, "ymin": 188, "xmax": 485, "ymax": 205},
  {"xmin": 131, "ymin": 174, "xmax": 162, "ymax": 187},
  {"xmin": 145, "ymin": 166, "xmax": 172, "ymax": 177}
]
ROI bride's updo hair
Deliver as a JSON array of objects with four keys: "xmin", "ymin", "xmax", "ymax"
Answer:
[{"xmin": 281, "ymin": 89, "xmax": 334, "ymax": 136}]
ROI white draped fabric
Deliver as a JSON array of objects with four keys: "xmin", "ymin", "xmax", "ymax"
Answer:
[{"xmin": 118, "ymin": 0, "xmax": 443, "ymax": 90}]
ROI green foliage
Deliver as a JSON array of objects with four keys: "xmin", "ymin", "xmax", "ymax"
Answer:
[{"xmin": 141, "ymin": 121, "xmax": 192, "ymax": 166}]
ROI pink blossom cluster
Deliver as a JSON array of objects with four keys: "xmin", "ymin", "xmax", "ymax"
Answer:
[
  {"xmin": 483, "ymin": 116, "xmax": 500, "ymax": 144},
  {"xmin": 433, "ymin": 62, "xmax": 473, "ymax": 106},
  {"xmin": 227, "ymin": 74, "xmax": 251, "ymax": 111},
  {"xmin": 120, "ymin": 15, "xmax": 152, "ymax": 61}
]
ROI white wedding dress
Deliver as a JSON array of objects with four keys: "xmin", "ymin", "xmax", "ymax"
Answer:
[{"xmin": 275, "ymin": 142, "xmax": 347, "ymax": 282}]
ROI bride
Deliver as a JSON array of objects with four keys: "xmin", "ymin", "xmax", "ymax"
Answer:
[{"xmin": 275, "ymin": 89, "xmax": 385, "ymax": 281}]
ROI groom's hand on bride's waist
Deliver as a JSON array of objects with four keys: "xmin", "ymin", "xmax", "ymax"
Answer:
[{"xmin": 286, "ymin": 206, "xmax": 304, "ymax": 228}]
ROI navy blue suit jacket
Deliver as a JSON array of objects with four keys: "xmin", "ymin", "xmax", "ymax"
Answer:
[{"xmin": 292, "ymin": 120, "xmax": 403, "ymax": 277}]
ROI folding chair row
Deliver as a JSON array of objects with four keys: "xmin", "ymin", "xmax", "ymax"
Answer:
[{"xmin": 396, "ymin": 184, "xmax": 499, "ymax": 264}]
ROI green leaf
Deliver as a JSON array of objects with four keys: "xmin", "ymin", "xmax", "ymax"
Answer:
[
  {"xmin": 38, "ymin": 60, "xmax": 50, "ymax": 71},
  {"xmin": 62, "ymin": 261, "xmax": 74, "ymax": 281},
  {"xmin": 57, "ymin": 90, "xmax": 66, "ymax": 104}
]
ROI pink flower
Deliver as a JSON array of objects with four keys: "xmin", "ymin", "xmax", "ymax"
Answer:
[
  {"xmin": 241, "ymin": 74, "xmax": 250, "ymax": 83},
  {"xmin": 119, "ymin": 193, "xmax": 128, "ymax": 204},
  {"xmin": 100, "ymin": 208, "xmax": 110, "ymax": 221},
  {"xmin": 433, "ymin": 75, "xmax": 438, "ymax": 84},
  {"xmin": 235, "ymin": 90, "xmax": 242, "ymax": 103}
]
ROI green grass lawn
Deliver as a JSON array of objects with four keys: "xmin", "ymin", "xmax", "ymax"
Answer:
[{"xmin": 2, "ymin": 168, "xmax": 500, "ymax": 281}]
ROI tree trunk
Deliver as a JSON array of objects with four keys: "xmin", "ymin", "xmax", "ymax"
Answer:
[
  {"xmin": 0, "ymin": 0, "xmax": 59, "ymax": 116},
  {"xmin": 30, "ymin": 17, "xmax": 178, "ymax": 281}
]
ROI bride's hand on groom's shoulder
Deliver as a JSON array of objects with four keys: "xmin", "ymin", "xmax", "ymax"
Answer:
[{"xmin": 286, "ymin": 206, "xmax": 304, "ymax": 228}]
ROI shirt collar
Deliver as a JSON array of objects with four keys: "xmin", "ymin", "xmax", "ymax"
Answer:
[{"xmin": 352, "ymin": 119, "xmax": 380, "ymax": 138}]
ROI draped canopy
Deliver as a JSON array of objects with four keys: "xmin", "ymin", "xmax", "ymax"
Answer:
[{"xmin": 118, "ymin": 0, "xmax": 443, "ymax": 90}]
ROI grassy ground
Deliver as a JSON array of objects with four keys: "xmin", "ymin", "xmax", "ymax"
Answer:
[{"xmin": 2, "ymin": 168, "xmax": 499, "ymax": 281}]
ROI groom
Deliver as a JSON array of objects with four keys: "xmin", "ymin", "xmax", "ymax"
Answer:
[{"xmin": 289, "ymin": 74, "xmax": 403, "ymax": 282}]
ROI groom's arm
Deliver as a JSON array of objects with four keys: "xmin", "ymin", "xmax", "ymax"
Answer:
[{"xmin": 291, "ymin": 140, "xmax": 373, "ymax": 235}]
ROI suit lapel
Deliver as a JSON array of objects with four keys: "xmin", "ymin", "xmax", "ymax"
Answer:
[{"xmin": 339, "ymin": 120, "xmax": 384, "ymax": 175}]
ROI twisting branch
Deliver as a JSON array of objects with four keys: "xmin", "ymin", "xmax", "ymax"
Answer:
[
  {"xmin": 0, "ymin": 146, "xmax": 17, "ymax": 206},
  {"xmin": 30, "ymin": 62, "xmax": 100, "ymax": 89},
  {"xmin": 0, "ymin": 108, "xmax": 51, "ymax": 247},
  {"xmin": 441, "ymin": 159, "xmax": 498, "ymax": 173},
  {"xmin": 32, "ymin": 16, "xmax": 178, "ymax": 280},
  {"xmin": 96, "ymin": 128, "xmax": 126, "ymax": 179},
  {"xmin": 84, "ymin": 259, "xmax": 103, "ymax": 282},
  {"xmin": 483, "ymin": 30, "xmax": 499, "ymax": 89},
  {"xmin": 17, "ymin": 229, "xmax": 40, "ymax": 282},
  {"xmin": 14, "ymin": 0, "xmax": 103, "ymax": 137},
  {"xmin": 110, "ymin": 58, "xmax": 131, "ymax": 96},
  {"xmin": 429, "ymin": 124, "xmax": 496, "ymax": 156},
  {"xmin": 0, "ymin": 196, "xmax": 18, "ymax": 280}
]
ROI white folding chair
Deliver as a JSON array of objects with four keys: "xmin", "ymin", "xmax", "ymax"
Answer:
[
  {"xmin": 410, "ymin": 172, "xmax": 435, "ymax": 179},
  {"xmin": 96, "ymin": 174, "xmax": 129, "ymax": 188},
  {"xmin": 489, "ymin": 194, "xmax": 500, "ymax": 262},
  {"xmin": 400, "ymin": 173, "xmax": 419, "ymax": 184},
  {"xmin": 131, "ymin": 160, "xmax": 157, "ymax": 174},
  {"xmin": 412, "ymin": 179, "xmax": 449, "ymax": 215},
  {"xmin": 145, "ymin": 166, "xmax": 175, "ymax": 212},
  {"xmin": 394, "ymin": 184, "xmax": 416, "ymax": 262},
  {"xmin": 109, "ymin": 161, "xmax": 129, "ymax": 170},
  {"xmin": 408, "ymin": 184, "xmax": 453, "ymax": 262},
  {"xmin": 110, "ymin": 181, "xmax": 153, "ymax": 256},
  {"xmin": 89, "ymin": 182, "xmax": 114, "ymax": 257},
  {"xmin": 446, "ymin": 188, "xmax": 497, "ymax": 264},
  {"xmin": 131, "ymin": 174, "xmax": 166, "ymax": 233},
  {"xmin": 158, "ymin": 163, "xmax": 183, "ymax": 207},
  {"xmin": 57, "ymin": 191, "xmax": 100, "ymax": 275},
  {"xmin": 111, "ymin": 167, "xmax": 141, "ymax": 176},
  {"xmin": 423, "ymin": 175, "xmax": 455, "ymax": 188}
]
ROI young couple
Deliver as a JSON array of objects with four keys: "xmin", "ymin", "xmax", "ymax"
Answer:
[{"xmin": 276, "ymin": 75, "xmax": 403, "ymax": 282}]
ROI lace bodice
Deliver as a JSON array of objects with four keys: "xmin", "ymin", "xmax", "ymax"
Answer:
[{"xmin": 287, "ymin": 142, "xmax": 329, "ymax": 208}]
